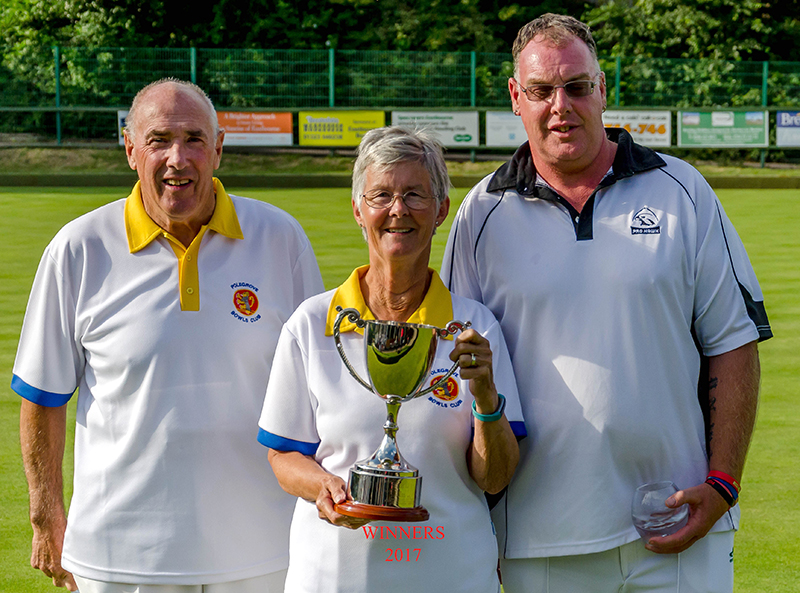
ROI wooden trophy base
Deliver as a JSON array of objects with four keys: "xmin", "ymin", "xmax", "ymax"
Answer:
[{"xmin": 334, "ymin": 501, "xmax": 430, "ymax": 522}]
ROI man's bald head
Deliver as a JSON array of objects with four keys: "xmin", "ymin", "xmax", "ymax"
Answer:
[{"xmin": 125, "ymin": 78, "xmax": 219, "ymax": 143}]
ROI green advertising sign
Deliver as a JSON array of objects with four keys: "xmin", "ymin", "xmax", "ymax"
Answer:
[{"xmin": 678, "ymin": 111, "xmax": 768, "ymax": 147}]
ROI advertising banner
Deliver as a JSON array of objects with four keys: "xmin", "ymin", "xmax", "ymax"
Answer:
[
  {"xmin": 602, "ymin": 110, "xmax": 672, "ymax": 147},
  {"xmin": 776, "ymin": 111, "xmax": 800, "ymax": 147},
  {"xmin": 391, "ymin": 111, "xmax": 479, "ymax": 147},
  {"xmin": 299, "ymin": 111, "xmax": 385, "ymax": 146},
  {"xmin": 678, "ymin": 110, "xmax": 768, "ymax": 147},
  {"xmin": 118, "ymin": 110, "xmax": 293, "ymax": 147},
  {"xmin": 117, "ymin": 110, "xmax": 128, "ymax": 146},
  {"xmin": 485, "ymin": 111, "xmax": 527, "ymax": 147},
  {"xmin": 218, "ymin": 112, "xmax": 293, "ymax": 146}
]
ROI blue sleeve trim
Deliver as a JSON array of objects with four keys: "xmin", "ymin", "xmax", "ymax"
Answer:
[
  {"xmin": 469, "ymin": 419, "xmax": 528, "ymax": 442},
  {"xmin": 510, "ymin": 420, "xmax": 527, "ymax": 439},
  {"xmin": 257, "ymin": 428, "xmax": 319, "ymax": 456},
  {"xmin": 11, "ymin": 375, "xmax": 73, "ymax": 407}
]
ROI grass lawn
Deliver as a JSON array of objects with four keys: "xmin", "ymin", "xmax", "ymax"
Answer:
[{"xmin": 0, "ymin": 185, "xmax": 797, "ymax": 592}]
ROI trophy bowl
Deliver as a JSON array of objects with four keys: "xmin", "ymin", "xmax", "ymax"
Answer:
[{"xmin": 332, "ymin": 307, "xmax": 470, "ymax": 521}]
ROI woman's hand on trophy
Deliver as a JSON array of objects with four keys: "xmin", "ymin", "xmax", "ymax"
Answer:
[
  {"xmin": 450, "ymin": 329, "xmax": 499, "ymax": 414},
  {"xmin": 268, "ymin": 449, "xmax": 371, "ymax": 529},
  {"xmin": 316, "ymin": 475, "xmax": 372, "ymax": 529}
]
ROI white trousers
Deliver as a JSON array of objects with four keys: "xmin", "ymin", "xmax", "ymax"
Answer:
[
  {"xmin": 501, "ymin": 531, "xmax": 734, "ymax": 593},
  {"xmin": 73, "ymin": 570, "xmax": 287, "ymax": 593}
]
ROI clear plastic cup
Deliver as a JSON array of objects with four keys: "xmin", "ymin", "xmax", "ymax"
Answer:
[{"xmin": 631, "ymin": 481, "xmax": 689, "ymax": 542}]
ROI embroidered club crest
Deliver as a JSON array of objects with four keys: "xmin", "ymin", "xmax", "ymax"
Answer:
[
  {"xmin": 230, "ymin": 282, "xmax": 262, "ymax": 324},
  {"xmin": 430, "ymin": 374, "xmax": 459, "ymax": 402},
  {"xmin": 233, "ymin": 289, "xmax": 259, "ymax": 316},
  {"xmin": 631, "ymin": 206, "xmax": 661, "ymax": 235}
]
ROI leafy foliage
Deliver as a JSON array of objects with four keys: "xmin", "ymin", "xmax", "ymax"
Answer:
[
  {"xmin": 0, "ymin": 0, "xmax": 588, "ymax": 52},
  {"xmin": 585, "ymin": 0, "xmax": 770, "ymax": 60},
  {"xmin": 585, "ymin": 0, "xmax": 800, "ymax": 62},
  {"xmin": 3, "ymin": 0, "xmax": 800, "ymax": 141},
  {"xmin": 0, "ymin": 0, "xmax": 588, "ymax": 122},
  {"xmin": 583, "ymin": 1, "xmax": 800, "ymax": 108}
]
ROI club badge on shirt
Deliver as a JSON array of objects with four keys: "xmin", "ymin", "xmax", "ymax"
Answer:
[
  {"xmin": 426, "ymin": 368, "xmax": 464, "ymax": 409},
  {"xmin": 631, "ymin": 206, "xmax": 661, "ymax": 235},
  {"xmin": 230, "ymin": 282, "xmax": 262, "ymax": 323}
]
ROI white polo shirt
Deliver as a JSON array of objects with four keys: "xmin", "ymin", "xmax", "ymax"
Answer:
[
  {"xmin": 258, "ymin": 267, "xmax": 526, "ymax": 593},
  {"xmin": 12, "ymin": 179, "xmax": 324, "ymax": 584},
  {"xmin": 442, "ymin": 129, "xmax": 772, "ymax": 559}
]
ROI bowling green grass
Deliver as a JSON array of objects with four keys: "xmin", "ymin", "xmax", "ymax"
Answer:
[{"xmin": 0, "ymin": 186, "xmax": 797, "ymax": 592}]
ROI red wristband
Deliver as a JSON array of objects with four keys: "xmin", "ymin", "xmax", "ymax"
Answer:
[
  {"xmin": 705, "ymin": 478, "xmax": 737, "ymax": 506},
  {"xmin": 707, "ymin": 470, "xmax": 741, "ymax": 493}
]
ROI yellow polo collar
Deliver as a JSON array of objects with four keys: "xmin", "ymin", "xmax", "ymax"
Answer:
[
  {"xmin": 123, "ymin": 177, "xmax": 243, "ymax": 311},
  {"xmin": 325, "ymin": 265, "xmax": 454, "ymax": 337},
  {"xmin": 124, "ymin": 177, "xmax": 243, "ymax": 253}
]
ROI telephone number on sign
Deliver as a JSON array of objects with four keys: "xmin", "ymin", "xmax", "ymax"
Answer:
[
  {"xmin": 606, "ymin": 123, "xmax": 667, "ymax": 135},
  {"xmin": 386, "ymin": 548, "xmax": 422, "ymax": 561}
]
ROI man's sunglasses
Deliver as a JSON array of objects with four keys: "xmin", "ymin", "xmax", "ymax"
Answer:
[{"xmin": 516, "ymin": 79, "xmax": 596, "ymax": 102}]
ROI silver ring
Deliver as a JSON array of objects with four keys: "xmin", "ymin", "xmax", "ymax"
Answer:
[{"xmin": 470, "ymin": 353, "xmax": 477, "ymax": 367}]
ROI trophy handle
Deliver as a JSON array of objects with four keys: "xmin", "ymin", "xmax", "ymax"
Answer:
[
  {"xmin": 333, "ymin": 306, "xmax": 373, "ymax": 392},
  {"xmin": 415, "ymin": 319, "xmax": 472, "ymax": 397}
]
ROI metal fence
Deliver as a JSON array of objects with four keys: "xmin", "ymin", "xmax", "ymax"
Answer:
[{"xmin": 2, "ymin": 46, "xmax": 799, "ymax": 145}]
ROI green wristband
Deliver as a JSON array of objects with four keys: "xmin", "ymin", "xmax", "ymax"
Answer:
[{"xmin": 472, "ymin": 393, "xmax": 506, "ymax": 422}]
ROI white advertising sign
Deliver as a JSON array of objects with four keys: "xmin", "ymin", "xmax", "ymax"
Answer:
[
  {"xmin": 117, "ymin": 110, "xmax": 128, "ymax": 146},
  {"xmin": 485, "ymin": 111, "xmax": 527, "ymax": 147},
  {"xmin": 776, "ymin": 111, "xmax": 800, "ymax": 147},
  {"xmin": 391, "ymin": 111, "xmax": 479, "ymax": 147},
  {"xmin": 602, "ymin": 110, "xmax": 672, "ymax": 147}
]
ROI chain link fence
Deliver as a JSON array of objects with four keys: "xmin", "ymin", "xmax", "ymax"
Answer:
[{"xmin": 2, "ymin": 46, "xmax": 799, "ymax": 145}]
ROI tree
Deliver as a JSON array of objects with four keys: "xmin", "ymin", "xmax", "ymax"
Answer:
[
  {"xmin": 760, "ymin": 0, "xmax": 800, "ymax": 61},
  {"xmin": 1, "ymin": 0, "xmax": 594, "ymax": 52},
  {"xmin": 0, "ymin": 0, "xmax": 592, "ymax": 110},
  {"xmin": 584, "ymin": 0, "xmax": 771, "ymax": 61}
]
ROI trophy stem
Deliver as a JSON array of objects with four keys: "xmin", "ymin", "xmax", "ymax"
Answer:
[
  {"xmin": 370, "ymin": 396, "xmax": 414, "ymax": 471},
  {"xmin": 385, "ymin": 396, "xmax": 400, "ymax": 437},
  {"xmin": 338, "ymin": 394, "xmax": 427, "ymax": 520}
]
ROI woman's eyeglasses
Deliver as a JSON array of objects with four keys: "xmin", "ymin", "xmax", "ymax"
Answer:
[{"xmin": 362, "ymin": 190, "xmax": 435, "ymax": 210}]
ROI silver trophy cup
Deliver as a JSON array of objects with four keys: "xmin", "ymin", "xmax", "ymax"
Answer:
[{"xmin": 332, "ymin": 306, "xmax": 471, "ymax": 521}]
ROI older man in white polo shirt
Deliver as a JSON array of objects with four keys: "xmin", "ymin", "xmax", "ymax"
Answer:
[
  {"xmin": 443, "ymin": 13, "xmax": 771, "ymax": 593},
  {"xmin": 12, "ymin": 79, "xmax": 323, "ymax": 592}
]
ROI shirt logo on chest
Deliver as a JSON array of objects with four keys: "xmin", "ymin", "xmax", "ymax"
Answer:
[
  {"xmin": 426, "ymin": 368, "xmax": 463, "ymax": 409},
  {"xmin": 631, "ymin": 206, "xmax": 661, "ymax": 235},
  {"xmin": 231, "ymin": 282, "xmax": 262, "ymax": 323}
]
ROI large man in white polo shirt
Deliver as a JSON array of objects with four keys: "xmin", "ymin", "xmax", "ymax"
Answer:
[
  {"xmin": 442, "ymin": 14, "xmax": 772, "ymax": 593},
  {"xmin": 12, "ymin": 79, "xmax": 323, "ymax": 592}
]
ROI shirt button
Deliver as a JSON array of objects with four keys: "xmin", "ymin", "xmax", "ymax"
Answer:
[
  {"xmin": 186, "ymin": 287, "xmax": 194, "ymax": 295},
  {"xmin": 575, "ymin": 216, "xmax": 580, "ymax": 223},
  {"xmin": 186, "ymin": 254, "xmax": 192, "ymax": 261}
]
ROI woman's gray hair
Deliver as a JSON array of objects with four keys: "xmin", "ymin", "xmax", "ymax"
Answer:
[
  {"xmin": 352, "ymin": 126, "xmax": 451, "ymax": 209},
  {"xmin": 125, "ymin": 78, "xmax": 219, "ymax": 142}
]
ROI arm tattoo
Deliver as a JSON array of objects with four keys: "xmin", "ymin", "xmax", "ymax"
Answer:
[{"xmin": 707, "ymin": 377, "xmax": 718, "ymax": 457}]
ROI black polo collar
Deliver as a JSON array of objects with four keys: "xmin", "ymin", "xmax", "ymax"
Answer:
[{"xmin": 486, "ymin": 128, "xmax": 666, "ymax": 197}]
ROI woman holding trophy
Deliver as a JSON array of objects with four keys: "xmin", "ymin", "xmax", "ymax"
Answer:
[{"xmin": 258, "ymin": 126, "xmax": 525, "ymax": 592}]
